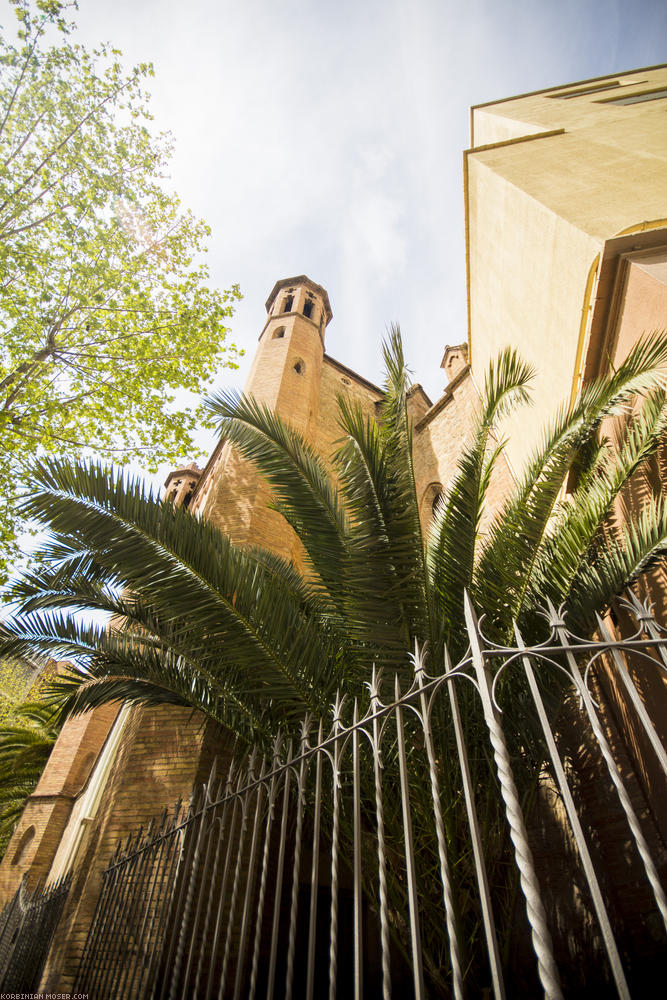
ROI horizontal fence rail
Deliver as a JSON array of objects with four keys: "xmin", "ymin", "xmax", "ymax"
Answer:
[{"xmin": 70, "ymin": 592, "xmax": 667, "ymax": 999}]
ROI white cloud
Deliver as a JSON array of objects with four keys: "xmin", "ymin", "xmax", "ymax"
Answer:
[{"xmin": 61, "ymin": 0, "xmax": 667, "ymax": 416}]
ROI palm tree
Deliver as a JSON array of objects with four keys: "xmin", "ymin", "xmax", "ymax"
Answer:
[
  {"xmin": 4, "ymin": 330, "xmax": 666, "ymax": 730},
  {"xmin": 0, "ymin": 696, "xmax": 59, "ymax": 858},
  {"xmin": 1, "ymin": 329, "xmax": 666, "ymax": 986}
]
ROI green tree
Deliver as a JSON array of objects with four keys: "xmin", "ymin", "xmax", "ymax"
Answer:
[{"xmin": 0, "ymin": 0, "xmax": 241, "ymax": 579}]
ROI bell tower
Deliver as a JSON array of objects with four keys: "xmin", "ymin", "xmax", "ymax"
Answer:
[
  {"xmin": 194, "ymin": 276, "xmax": 332, "ymax": 561},
  {"xmin": 243, "ymin": 275, "xmax": 332, "ymax": 436}
]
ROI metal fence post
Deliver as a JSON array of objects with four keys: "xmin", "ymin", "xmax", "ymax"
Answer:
[{"xmin": 464, "ymin": 591, "xmax": 563, "ymax": 1000}]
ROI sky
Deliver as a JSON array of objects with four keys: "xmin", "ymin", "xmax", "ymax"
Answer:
[{"xmin": 30, "ymin": 0, "xmax": 667, "ymax": 476}]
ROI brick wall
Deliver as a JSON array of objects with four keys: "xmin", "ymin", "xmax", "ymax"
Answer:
[
  {"xmin": 0, "ymin": 702, "xmax": 120, "ymax": 902},
  {"xmin": 40, "ymin": 703, "xmax": 221, "ymax": 992},
  {"xmin": 413, "ymin": 365, "xmax": 515, "ymax": 532}
]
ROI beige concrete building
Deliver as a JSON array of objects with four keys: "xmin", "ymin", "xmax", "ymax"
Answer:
[
  {"xmin": 466, "ymin": 63, "xmax": 667, "ymax": 473},
  {"xmin": 1, "ymin": 65, "xmax": 666, "ymax": 988}
]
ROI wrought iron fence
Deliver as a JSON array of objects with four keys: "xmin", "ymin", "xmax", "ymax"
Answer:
[
  {"xmin": 73, "ymin": 591, "xmax": 667, "ymax": 1000},
  {"xmin": 0, "ymin": 871, "xmax": 72, "ymax": 991}
]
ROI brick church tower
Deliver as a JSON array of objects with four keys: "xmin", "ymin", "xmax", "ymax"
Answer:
[{"xmin": 193, "ymin": 276, "xmax": 333, "ymax": 563}]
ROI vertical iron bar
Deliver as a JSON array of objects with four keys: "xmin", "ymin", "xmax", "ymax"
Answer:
[
  {"xmin": 233, "ymin": 761, "xmax": 268, "ymax": 1000},
  {"xmin": 115, "ymin": 823, "xmax": 156, "ymax": 1000},
  {"xmin": 352, "ymin": 701, "xmax": 364, "ymax": 1000},
  {"xmin": 0, "ymin": 880, "xmax": 24, "ymax": 967},
  {"xmin": 127, "ymin": 812, "xmax": 172, "ymax": 1000},
  {"xmin": 168, "ymin": 783, "xmax": 212, "ymax": 1000},
  {"xmin": 284, "ymin": 724, "xmax": 310, "ymax": 1000},
  {"xmin": 182, "ymin": 809, "xmax": 221, "ymax": 997},
  {"xmin": 266, "ymin": 760, "xmax": 292, "ymax": 1000},
  {"xmin": 306, "ymin": 724, "xmax": 324, "ymax": 1000},
  {"xmin": 192, "ymin": 816, "xmax": 224, "ymax": 999},
  {"xmin": 327, "ymin": 719, "xmax": 342, "ymax": 1000},
  {"xmin": 395, "ymin": 677, "xmax": 425, "ymax": 1000},
  {"xmin": 464, "ymin": 591, "xmax": 563, "ymax": 1000},
  {"xmin": 626, "ymin": 591, "xmax": 667, "ymax": 671},
  {"xmin": 84, "ymin": 850, "xmax": 127, "ymax": 994},
  {"xmin": 75, "ymin": 865, "xmax": 115, "ymax": 992},
  {"xmin": 548, "ymin": 600, "xmax": 667, "ymax": 933},
  {"xmin": 143, "ymin": 819, "xmax": 186, "ymax": 998},
  {"xmin": 370, "ymin": 675, "xmax": 391, "ymax": 1000},
  {"xmin": 596, "ymin": 613, "xmax": 667, "ymax": 778},
  {"xmin": 219, "ymin": 759, "xmax": 256, "ymax": 1000},
  {"xmin": 248, "ymin": 736, "xmax": 284, "ymax": 1000},
  {"xmin": 196, "ymin": 761, "xmax": 237, "ymax": 998},
  {"xmin": 415, "ymin": 651, "xmax": 463, "ymax": 1000},
  {"xmin": 447, "ymin": 663, "xmax": 506, "ymax": 1000},
  {"xmin": 205, "ymin": 781, "xmax": 242, "ymax": 1000},
  {"xmin": 97, "ymin": 831, "xmax": 144, "ymax": 1000},
  {"xmin": 158, "ymin": 796, "xmax": 205, "ymax": 1000},
  {"xmin": 515, "ymin": 624, "xmax": 630, "ymax": 999}
]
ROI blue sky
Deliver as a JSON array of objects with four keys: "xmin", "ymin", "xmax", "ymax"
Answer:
[{"xmin": 65, "ymin": 0, "xmax": 667, "ymax": 471}]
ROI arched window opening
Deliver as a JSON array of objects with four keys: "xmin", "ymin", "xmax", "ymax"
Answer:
[
  {"xmin": 183, "ymin": 481, "xmax": 196, "ymax": 508},
  {"xmin": 283, "ymin": 294, "xmax": 294, "ymax": 313},
  {"xmin": 272, "ymin": 327, "xmax": 286, "ymax": 340},
  {"xmin": 422, "ymin": 482, "xmax": 444, "ymax": 524},
  {"xmin": 12, "ymin": 825, "xmax": 35, "ymax": 867},
  {"xmin": 303, "ymin": 297, "xmax": 314, "ymax": 319}
]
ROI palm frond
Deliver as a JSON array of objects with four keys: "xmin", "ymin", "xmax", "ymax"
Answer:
[
  {"xmin": 205, "ymin": 390, "xmax": 349, "ymax": 605},
  {"xmin": 564, "ymin": 497, "xmax": 667, "ymax": 635},
  {"xmin": 334, "ymin": 393, "xmax": 428, "ymax": 668},
  {"xmin": 528, "ymin": 391, "xmax": 667, "ymax": 610},
  {"xmin": 474, "ymin": 334, "xmax": 667, "ymax": 637},
  {"xmin": 12, "ymin": 459, "xmax": 342, "ymax": 719},
  {"xmin": 427, "ymin": 347, "xmax": 535, "ymax": 650}
]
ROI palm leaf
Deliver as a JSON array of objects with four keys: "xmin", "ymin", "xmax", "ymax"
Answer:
[
  {"xmin": 474, "ymin": 334, "xmax": 667, "ymax": 638},
  {"xmin": 205, "ymin": 390, "xmax": 349, "ymax": 606},
  {"xmin": 427, "ymin": 347, "xmax": 535, "ymax": 651}
]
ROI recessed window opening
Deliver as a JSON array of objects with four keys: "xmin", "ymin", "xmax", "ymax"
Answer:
[
  {"xmin": 600, "ymin": 87, "xmax": 667, "ymax": 105},
  {"xmin": 432, "ymin": 491, "xmax": 443, "ymax": 516},
  {"xmin": 552, "ymin": 81, "xmax": 620, "ymax": 99},
  {"xmin": 183, "ymin": 482, "xmax": 196, "ymax": 508},
  {"xmin": 303, "ymin": 298, "xmax": 314, "ymax": 319},
  {"xmin": 283, "ymin": 295, "xmax": 294, "ymax": 313},
  {"xmin": 12, "ymin": 826, "xmax": 35, "ymax": 866},
  {"xmin": 293, "ymin": 359, "xmax": 305, "ymax": 375},
  {"xmin": 272, "ymin": 327, "xmax": 286, "ymax": 339},
  {"xmin": 341, "ymin": 377, "xmax": 351, "ymax": 386}
]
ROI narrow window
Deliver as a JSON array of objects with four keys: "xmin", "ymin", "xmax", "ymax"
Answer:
[
  {"xmin": 12, "ymin": 826, "xmax": 35, "ymax": 866},
  {"xmin": 183, "ymin": 481, "xmax": 196, "ymax": 508},
  {"xmin": 601, "ymin": 88, "xmax": 667, "ymax": 105},
  {"xmin": 551, "ymin": 81, "xmax": 620, "ymax": 99},
  {"xmin": 272, "ymin": 327, "xmax": 285, "ymax": 339},
  {"xmin": 303, "ymin": 298, "xmax": 314, "ymax": 319},
  {"xmin": 432, "ymin": 491, "xmax": 443, "ymax": 516},
  {"xmin": 293, "ymin": 360, "xmax": 305, "ymax": 375},
  {"xmin": 283, "ymin": 295, "xmax": 294, "ymax": 313}
]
